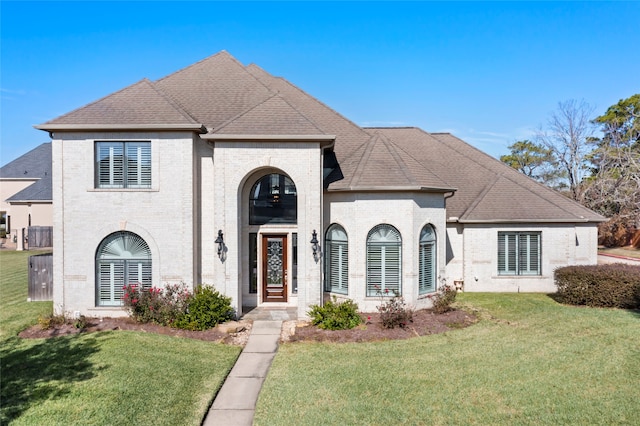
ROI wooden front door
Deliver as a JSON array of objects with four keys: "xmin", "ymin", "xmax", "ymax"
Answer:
[{"xmin": 262, "ymin": 235, "xmax": 288, "ymax": 302}]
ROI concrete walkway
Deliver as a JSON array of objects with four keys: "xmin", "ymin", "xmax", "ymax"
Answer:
[{"xmin": 203, "ymin": 308, "xmax": 296, "ymax": 426}]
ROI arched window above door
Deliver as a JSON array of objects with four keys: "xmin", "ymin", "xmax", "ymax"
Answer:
[{"xmin": 249, "ymin": 173, "xmax": 297, "ymax": 225}]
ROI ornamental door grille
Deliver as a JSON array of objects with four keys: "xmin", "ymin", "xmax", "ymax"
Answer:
[{"xmin": 262, "ymin": 235, "xmax": 288, "ymax": 302}]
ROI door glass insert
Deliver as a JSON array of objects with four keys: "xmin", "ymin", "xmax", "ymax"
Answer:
[{"xmin": 262, "ymin": 235, "xmax": 288, "ymax": 302}]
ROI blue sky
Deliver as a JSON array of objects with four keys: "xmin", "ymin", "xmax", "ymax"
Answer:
[{"xmin": 2, "ymin": 1, "xmax": 639, "ymax": 164}]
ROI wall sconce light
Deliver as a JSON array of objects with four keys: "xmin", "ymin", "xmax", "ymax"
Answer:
[
  {"xmin": 215, "ymin": 230, "xmax": 224, "ymax": 260},
  {"xmin": 310, "ymin": 229, "xmax": 320, "ymax": 263}
]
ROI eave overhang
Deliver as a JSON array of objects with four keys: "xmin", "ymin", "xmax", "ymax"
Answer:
[
  {"xmin": 451, "ymin": 217, "xmax": 608, "ymax": 224},
  {"xmin": 202, "ymin": 133, "xmax": 336, "ymax": 148},
  {"xmin": 34, "ymin": 123, "xmax": 207, "ymax": 133},
  {"xmin": 6, "ymin": 199, "xmax": 52, "ymax": 204},
  {"xmin": 328, "ymin": 186, "xmax": 457, "ymax": 193}
]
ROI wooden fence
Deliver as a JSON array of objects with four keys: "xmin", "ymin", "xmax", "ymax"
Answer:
[
  {"xmin": 28, "ymin": 226, "xmax": 53, "ymax": 248},
  {"xmin": 28, "ymin": 253, "xmax": 53, "ymax": 301}
]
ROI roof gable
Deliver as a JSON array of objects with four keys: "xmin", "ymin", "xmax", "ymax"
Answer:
[
  {"xmin": 37, "ymin": 79, "xmax": 202, "ymax": 130},
  {"xmin": 213, "ymin": 95, "xmax": 326, "ymax": 135},
  {"xmin": 154, "ymin": 51, "xmax": 274, "ymax": 129}
]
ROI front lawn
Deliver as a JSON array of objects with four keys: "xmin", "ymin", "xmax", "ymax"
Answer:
[
  {"xmin": 0, "ymin": 250, "xmax": 241, "ymax": 425},
  {"xmin": 256, "ymin": 293, "xmax": 640, "ymax": 425}
]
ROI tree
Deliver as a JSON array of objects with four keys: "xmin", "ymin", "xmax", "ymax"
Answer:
[
  {"xmin": 583, "ymin": 94, "xmax": 640, "ymax": 230},
  {"xmin": 500, "ymin": 140, "xmax": 565, "ymax": 188},
  {"xmin": 536, "ymin": 99, "xmax": 596, "ymax": 201}
]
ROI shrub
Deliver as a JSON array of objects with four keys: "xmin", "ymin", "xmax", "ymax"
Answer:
[
  {"xmin": 74, "ymin": 315, "xmax": 88, "ymax": 329},
  {"xmin": 429, "ymin": 284, "xmax": 457, "ymax": 314},
  {"xmin": 174, "ymin": 285, "xmax": 235, "ymax": 330},
  {"xmin": 37, "ymin": 313, "xmax": 66, "ymax": 330},
  {"xmin": 123, "ymin": 283, "xmax": 191, "ymax": 326},
  {"xmin": 555, "ymin": 264, "xmax": 640, "ymax": 309},
  {"xmin": 308, "ymin": 297, "xmax": 362, "ymax": 330},
  {"xmin": 377, "ymin": 292, "xmax": 413, "ymax": 329}
]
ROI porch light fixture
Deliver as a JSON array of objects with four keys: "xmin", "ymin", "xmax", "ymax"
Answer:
[
  {"xmin": 215, "ymin": 230, "xmax": 224, "ymax": 259},
  {"xmin": 310, "ymin": 230, "xmax": 320, "ymax": 263}
]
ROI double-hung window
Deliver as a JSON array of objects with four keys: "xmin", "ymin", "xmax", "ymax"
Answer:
[
  {"xmin": 498, "ymin": 232, "xmax": 541, "ymax": 275},
  {"xmin": 96, "ymin": 141, "xmax": 151, "ymax": 189}
]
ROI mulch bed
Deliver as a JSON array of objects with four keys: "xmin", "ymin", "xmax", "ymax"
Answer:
[
  {"xmin": 289, "ymin": 308, "xmax": 476, "ymax": 343},
  {"xmin": 18, "ymin": 308, "xmax": 476, "ymax": 344},
  {"xmin": 18, "ymin": 316, "xmax": 238, "ymax": 343}
]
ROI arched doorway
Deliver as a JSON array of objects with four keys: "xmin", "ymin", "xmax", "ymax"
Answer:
[{"xmin": 246, "ymin": 173, "xmax": 297, "ymax": 304}]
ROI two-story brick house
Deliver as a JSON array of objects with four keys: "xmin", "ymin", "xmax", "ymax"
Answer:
[{"xmin": 36, "ymin": 51, "xmax": 604, "ymax": 319}]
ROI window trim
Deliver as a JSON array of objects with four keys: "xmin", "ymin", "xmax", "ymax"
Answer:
[{"xmin": 497, "ymin": 231, "xmax": 541, "ymax": 276}]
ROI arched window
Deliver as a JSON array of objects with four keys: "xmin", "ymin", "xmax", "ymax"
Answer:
[
  {"xmin": 324, "ymin": 224, "xmax": 348, "ymax": 294},
  {"xmin": 249, "ymin": 173, "xmax": 297, "ymax": 225},
  {"xmin": 419, "ymin": 225, "xmax": 436, "ymax": 294},
  {"xmin": 366, "ymin": 224, "xmax": 401, "ymax": 296},
  {"xmin": 96, "ymin": 231, "xmax": 151, "ymax": 306}
]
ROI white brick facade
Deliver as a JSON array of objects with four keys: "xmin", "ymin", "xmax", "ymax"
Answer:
[
  {"xmin": 40, "ymin": 52, "xmax": 603, "ymax": 320},
  {"xmin": 51, "ymin": 131, "xmax": 601, "ymax": 318}
]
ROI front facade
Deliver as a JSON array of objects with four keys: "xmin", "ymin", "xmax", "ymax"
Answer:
[{"xmin": 37, "ymin": 52, "xmax": 604, "ymax": 319}]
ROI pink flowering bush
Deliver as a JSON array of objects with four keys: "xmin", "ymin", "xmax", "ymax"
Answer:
[
  {"xmin": 122, "ymin": 283, "xmax": 191, "ymax": 326},
  {"xmin": 122, "ymin": 283, "xmax": 234, "ymax": 329}
]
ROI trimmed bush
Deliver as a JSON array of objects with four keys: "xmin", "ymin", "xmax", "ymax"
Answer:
[
  {"xmin": 554, "ymin": 264, "xmax": 640, "ymax": 309},
  {"xmin": 308, "ymin": 298, "xmax": 362, "ymax": 330},
  {"xmin": 174, "ymin": 285, "xmax": 235, "ymax": 330}
]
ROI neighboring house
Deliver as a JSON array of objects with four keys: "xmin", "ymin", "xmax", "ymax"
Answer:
[
  {"xmin": 0, "ymin": 143, "xmax": 53, "ymax": 250},
  {"xmin": 35, "ymin": 51, "xmax": 605, "ymax": 319}
]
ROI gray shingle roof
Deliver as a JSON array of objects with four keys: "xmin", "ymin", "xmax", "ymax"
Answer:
[
  {"xmin": 37, "ymin": 79, "xmax": 203, "ymax": 130},
  {"xmin": 7, "ymin": 176, "xmax": 52, "ymax": 202},
  {"xmin": 36, "ymin": 52, "xmax": 604, "ymax": 223},
  {"xmin": 213, "ymin": 94, "xmax": 326, "ymax": 135},
  {"xmin": 371, "ymin": 129, "xmax": 604, "ymax": 222},
  {"xmin": 1, "ymin": 143, "xmax": 52, "ymax": 202}
]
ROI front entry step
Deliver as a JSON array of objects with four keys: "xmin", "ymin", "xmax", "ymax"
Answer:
[{"xmin": 241, "ymin": 306, "xmax": 297, "ymax": 321}]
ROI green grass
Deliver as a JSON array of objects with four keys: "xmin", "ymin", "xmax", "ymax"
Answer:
[
  {"xmin": 0, "ymin": 251, "xmax": 241, "ymax": 425},
  {"xmin": 0, "ymin": 250, "xmax": 53, "ymax": 338},
  {"xmin": 256, "ymin": 293, "xmax": 640, "ymax": 425},
  {"xmin": 599, "ymin": 246, "xmax": 640, "ymax": 259}
]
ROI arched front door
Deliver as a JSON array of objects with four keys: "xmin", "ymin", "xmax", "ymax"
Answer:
[{"xmin": 248, "ymin": 173, "xmax": 297, "ymax": 303}]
